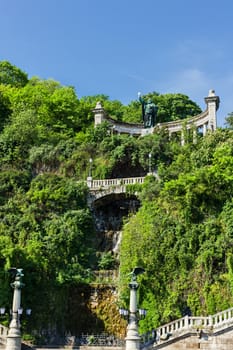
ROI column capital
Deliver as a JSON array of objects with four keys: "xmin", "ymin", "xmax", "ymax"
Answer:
[{"xmin": 129, "ymin": 281, "xmax": 139, "ymax": 290}]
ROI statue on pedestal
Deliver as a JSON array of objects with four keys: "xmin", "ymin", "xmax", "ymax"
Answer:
[{"xmin": 138, "ymin": 92, "xmax": 158, "ymax": 128}]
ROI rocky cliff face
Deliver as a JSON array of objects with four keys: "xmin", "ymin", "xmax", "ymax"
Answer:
[
  {"xmin": 84, "ymin": 195, "xmax": 140, "ymax": 335},
  {"xmin": 88, "ymin": 287, "xmax": 126, "ymax": 338},
  {"xmin": 93, "ymin": 196, "xmax": 140, "ymax": 256}
]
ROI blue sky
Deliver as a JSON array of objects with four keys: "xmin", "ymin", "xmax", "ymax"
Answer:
[{"xmin": 1, "ymin": 0, "xmax": 233, "ymax": 126}]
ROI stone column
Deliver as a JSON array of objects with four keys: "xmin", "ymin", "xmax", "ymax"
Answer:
[
  {"xmin": 87, "ymin": 176, "xmax": 92, "ymax": 188},
  {"xmin": 125, "ymin": 280, "xmax": 141, "ymax": 350},
  {"xmin": 125, "ymin": 268, "xmax": 145, "ymax": 350},
  {"xmin": 6, "ymin": 269, "xmax": 24, "ymax": 350},
  {"xmin": 92, "ymin": 101, "xmax": 106, "ymax": 127},
  {"xmin": 184, "ymin": 315, "xmax": 189, "ymax": 329},
  {"xmin": 193, "ymin": 128, "xmax": 197, "ymax": 144},
  {"xmin": 203, "ymin": 123, "xmax": 207, "ymax": 136},
  {"xmin": 181, "ymin": 130, "xmax": 185, "ymax": 146},
  {"xmin": 204, "ymin": 90, "xmax": 220, "ymax": 131}
]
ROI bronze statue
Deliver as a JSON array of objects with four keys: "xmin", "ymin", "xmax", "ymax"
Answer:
[
  {"xmin": 138, "ymin": 92, "xmax": 158, "ymax": 128},
  {"xmin": 129, "ymin": 267, "xmax": 145, "ymax": 282}
]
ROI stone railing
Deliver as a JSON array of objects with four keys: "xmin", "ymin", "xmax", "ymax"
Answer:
[
  {"xmin": 155, "ymin": 110, "xmax": 209, "ymax": 134},
  {"xmin": 93, "ymin": 90, "xmax": 220, "ymax": 143},
  {"xmin": 1, "ymin": 308, "xmax": 233, "ymax": 349},
  {"xmin": 58, "ymin": 333, "xmax": 124, "ymax": 347},
  {"xmin": 141, "ymin": 307, "xmax": 233, "ymax": 348},
  {"xmin": 0, "ymin": 324, "xmax": 8, "ymax": 345},
  {"xmin": 88, "ymin": 176, "xmax": 145, "ymax": 190}
]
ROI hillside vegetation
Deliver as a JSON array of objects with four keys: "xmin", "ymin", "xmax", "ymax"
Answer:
[
  {"xmin": 0, "ymin": 61, "xmax": 232, "ymax": 340},
  {"xmin": 120, "ymin": 129, "xmax": 233, "ymax": 333}
]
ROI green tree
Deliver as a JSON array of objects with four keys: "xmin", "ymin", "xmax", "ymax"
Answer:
[
  {"xmin": 225, "ymin": 111, "xmax": 233, "ymax": 128},
  {"xmin": 0, "ymin": 85, "xmax": 12, "ymax": 130},
  {"xmin": 120, "ymin": 92, "xmax": 201, "ymax": 124},
  {"xmin": 156, "ymin": 93, "xmax": 202, "ymax": 122},
  {"xmin": 0, "ymin": 109, "xmax": 39, "ymax": 165},
  {"xmin": 0, "ymin": 61, "xmax": 28, "ymax": 87}
]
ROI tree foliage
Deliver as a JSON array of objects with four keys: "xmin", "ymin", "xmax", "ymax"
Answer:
[
  {"xmin": 0, "ymin": 60, "xmax": 231, "ymax": 340},
  {"xmin": 0, "ymin": 61, "xmax": 28, "ymax": 87},
  {"xmin": 225, "ymin": 111, "xmax": 233, "ymax": 128},
  {"xmin": 120, "ymin": 129, "xmax": 233, "ymax": 333},
  {"xmin": 120, "ymin": 92, "xmax": 202, "ymax": 124}
]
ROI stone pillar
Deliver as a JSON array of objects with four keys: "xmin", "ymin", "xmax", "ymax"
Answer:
[
  {"xmin": 184, "ymin": 315, "xmax": 189, "ymax": 329},
  {"xmin": 203, "ymin": 123, "xmax": 207, "ymax": 136},
  {"xmin": 181, "ymin": 130, "xmax": 185, "ymax": 146},
  {"xmin": 204, "ymin": 89, "xmax": 220, "ymax": 131},
  {"xmin": 193, "ymin": 128, "xmax": 197, "ymax": 144},
  {"xmin": 87, "ymin": 176, "xmax": 92, "ymax": 188},
  {"xmin": 6, "ymin": 269, "xmax": 24, "ymax": 350},
  {"xmin": 209, "ymin": 315, "xmax": 213, "ymax": 327},
  {"xmin": 125, "ymin": 280, "xmax": 141, "ymax": 350},
  {"xmin": 92, "ymin": 101, "xmax": 106, "ymax": 127}
]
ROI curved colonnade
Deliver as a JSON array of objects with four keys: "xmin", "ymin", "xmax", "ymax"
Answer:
[{"xmin": 93, "ymin": 90, "xmax": 220, "ymax": 144}]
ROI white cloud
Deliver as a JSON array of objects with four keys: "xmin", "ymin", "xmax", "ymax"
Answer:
[
  {"xmin": 158, "ymin": 67, "xmax": 232, "ymax": 127},
  {"xmin": 167, "ymin": 68, "xmax": 210, "ymax": 92},
  {"xmin": 157, "ymin": 68, "xmax": 212, "ymax": 111},
  {"xmin": 174, "ymin": 40, "xmax": 226, "ymax": 67}
]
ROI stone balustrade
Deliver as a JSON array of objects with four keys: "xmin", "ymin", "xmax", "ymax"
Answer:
[
  {"xmin": 0, "ymin": 324, "xmax": 8, "ymax": 345},
  {"xmin": 145, "ymin": 306, "xmax": 233, "ymax": 347},
  {"xmin": 1, "ymin": 308, "xmax": 233, "ymax": 349},
  {"xmin": 92, "ymin": 90, "xmax": 220, "ymax": 144},
  {"xmin": 211, "ymin": 307, "xmax": 233, "ymax": 328},
  {"xmin": 87, "ymin": 176, "xmax": 145, "ymax": 190}
]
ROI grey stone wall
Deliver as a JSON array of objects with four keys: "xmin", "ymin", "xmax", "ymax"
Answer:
[{"xmin": 151, "ymin": 328, "xmax": 233, "ymax": 350}]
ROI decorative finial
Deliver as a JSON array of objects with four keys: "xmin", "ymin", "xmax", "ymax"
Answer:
[
  {"xmin": 208, "ymin": 89, "xmax": 215, "ymax": 97},
  {"xmin": 95, "ymin": 101, "xmax": 103, "ymax": 109}
]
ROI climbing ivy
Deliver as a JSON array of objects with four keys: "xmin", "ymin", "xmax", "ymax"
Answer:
[
  {"xmin": 0, "ymin": 60, "xmax": 231, "ymax": 340},
  {"xmin": 120, "ymin": 129, "xmax": 233, "ymax": 333}
]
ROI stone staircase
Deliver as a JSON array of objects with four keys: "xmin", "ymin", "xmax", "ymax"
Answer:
[
  {"xmin": 2, "ymin": 308, "xmax": 233, "ymax": 349},
  {"xmin": 141, "ymin": 306, "xmax": 233, "ymax": 349}
]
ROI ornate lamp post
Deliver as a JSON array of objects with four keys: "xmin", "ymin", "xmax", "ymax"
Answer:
[
  {"xmin": 6, "ymin": 268, "xmax": 24, "ymax": 350},
  {"xmin": 124, "ymin": 267, "xmax": 145, "ymax": 350},
  {"xmin": 87, "ymin": 158, "xmax": 93, "ymax": 188},
  {"xmin": 148, "ymin": 153, "xmax": 152, "ymax": 174},
  {"xmin": 89, "ymin": 158, "xmax": 93, "ymax": 178}
]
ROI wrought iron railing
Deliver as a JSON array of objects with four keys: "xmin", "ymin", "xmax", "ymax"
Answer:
[
  {"xmin": 63, "ymin": 333, "xmax": 124, "ymax": 347},
  {"xmin": 92, "ymin": 270, "xmax": 118, "ymax": 285}
]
